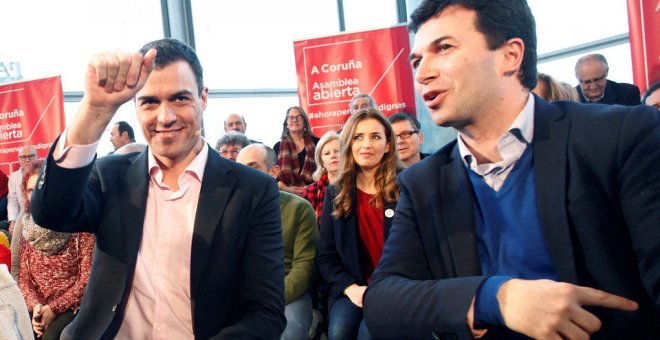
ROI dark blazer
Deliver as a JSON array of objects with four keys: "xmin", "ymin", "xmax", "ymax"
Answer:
[
  {"xmin": 364, "ymin": 99, "xmax": 660, "ymax": 339},
  {"xmin": 317, "ymin": 185, "xmax": 396, "ymax": 311},
  {"xmin": 576, "ymin": 79, "xmax": 641, "ymax": 106},
  {"xmin": 31, "ymin": 142, "xmax": 286, "ymax": 339}
]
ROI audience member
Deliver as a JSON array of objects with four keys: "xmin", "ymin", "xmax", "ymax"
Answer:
[
  {"xmin": 114, "ymin": 142, "xmax": 147, "ymax": 155},
  {"xmin": 30, "ymin": 38, "xmax": 285, "ymax": 339},
  {"xmin": 109, "ymin": 121, "xmax": 135, "ymax": 151},
  {"xmin": 18, "ymin": 159, "xmax": 94, "ymax": 339},
  {"xmin": 303, "ymin": 131, "xmax": 340, "ymax": 225},
  {"xmin": 215, "ymin": 131, "xmax": 250, "ymax": 161},
  {"xmin": 364, "ymin": 1, "xmax": 658, "ymax": 339},
  {"xmin": 237, "ymin": 144, "xmax": 318, "ymax": 340},
  {"xmin": 318, "ymin": 108, "xmax": 401, "ymax": 340},
  {"xmin": 533, "ymin": 73, "xmax": 578, "ymax": 101},
  {"xmin": 0, "ymin": 172, "xmax": 8, "ymax": 222},
  {"xmin": 7, "ymin": 146, "xmax": 37, "ymax": 231},
  {"xmin": 388, "ymin": 112, "xmax": 429, "ymax": 166},
  {"xmin": 224, "ymin": 113, "xmax": 260, "ymax": 144},
  {"xmin": 349, "ymin": 94, "xmax": 377, "ymax": 114},
  {"xmin": 274, "ymin": 106, "xmax": 319, "ymax": 196},
  {"xmin": 0, "ymin": 264, "xmax": 34, "ymax": 340},
  {"xmin": 574, "ymin": 53, "xmax": 640, "ymax": 105},
  {"xmin": 641, "ymin": 81, "xmax": 660, "ymax": 109}
]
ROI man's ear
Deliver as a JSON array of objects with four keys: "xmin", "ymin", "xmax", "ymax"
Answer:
[
  {"xmin": 269, "ymin": 165, "xmax": 281, "ymax": 178},
  {"xmin": 500, "ymin": 38, "xmax": 524, "ymax": 78},
  {"xmin": 418, "ymin": 131, "xmax": 424, "ymax": 145}
]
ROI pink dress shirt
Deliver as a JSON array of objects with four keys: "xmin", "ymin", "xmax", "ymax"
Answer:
[{"xmin": 55, "ymin": 132, "xmax": 208, "ymax": 339}]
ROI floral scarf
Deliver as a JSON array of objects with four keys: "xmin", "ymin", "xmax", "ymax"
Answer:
[{"xmin": 21, "ymin": 214, "xmax": 71, "ymax": 256}]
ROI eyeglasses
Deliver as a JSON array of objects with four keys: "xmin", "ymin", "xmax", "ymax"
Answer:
[
  {"xmin": 219, "ymin": 148, "xmax": 241, "ymax": 156},
  {"xmin": 19, "ymin": 154, "xmax": 36, "ymax": 160},
  {"xmin": 578, "ymin": 72, "xmax": 607, "ymax": 85},
  {"xmin": 287, "ymin": 115, "xmax": 303, "ymax": 122},
  {"xmin": 396, "ymin": 130, "xmax": 419, "ymax": 139}
]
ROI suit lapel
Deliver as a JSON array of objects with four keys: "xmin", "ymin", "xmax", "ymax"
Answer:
[
  {"xmin": 124, "ymin": 150, "xmax": 149, "ymax": 264},
  {"xmin": 439, "ymin": 146, "xmax": 480, "ymax": 277},
  {"xmin": 190, "ymin": 149, "xmax": 235, "ymax": 296},
  {"xmin": 533, "ymin": 100, "xmax": 578, "ymax": 283}
]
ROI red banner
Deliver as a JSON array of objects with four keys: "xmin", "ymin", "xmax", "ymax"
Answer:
[
  {"xmin": 0, "ymin": 76, "xmax": 65, "ymax": 176},
  {"xmin": 294, "ymin": 25, "xmax": 416, "ymax": 136},
  {"xmin": 627, "ymin": 0, "xmax": 660, "ymax": 93}
]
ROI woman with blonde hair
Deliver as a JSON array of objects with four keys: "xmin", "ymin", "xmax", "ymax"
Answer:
[
  {"xmin": 303, "ymin": 131, "xmax": 340, "ymax": 225},
  {"xmin": 533, "ymin": 73, "xmax": 579, "ymax": 101},
  {"xmin": 318, "ymin": 108, "xmax": 402, "ymax": 339}
]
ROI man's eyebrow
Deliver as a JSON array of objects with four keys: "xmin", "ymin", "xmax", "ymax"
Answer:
[
  {"xmin": 167, "ymin": 90, "xmax": 194, "ymax": 100},
  {"xmin": 409, "ymin": 35, "xmax": 451, "ymax": 61}
]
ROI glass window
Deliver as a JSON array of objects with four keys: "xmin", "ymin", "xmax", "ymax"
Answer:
[
  {"xmin": 202, "ymin": 96, "xmax": 302, "ymax": 150},
  {"xmin": 538, "ymin": 44, "xmax": 634, "ymax": 87},
  {"xmin": 343, "ymin": 0, "xmax": 399, "ymax": 32},
  {"xmin": 529, "ymin": 0, "xmax": 629, "ymax": 54},
  {"xmin": 2, "ymin": 0, "xmax": 163, "ymax": 92},
  {"xmin": 192, "ymin": 1, "xmax": 339, "ymax": 90}
]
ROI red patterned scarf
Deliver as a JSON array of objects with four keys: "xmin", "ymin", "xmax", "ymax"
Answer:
[{"xmin": 277, "ymin": 136, "xmax": 316, "ymax": 186}]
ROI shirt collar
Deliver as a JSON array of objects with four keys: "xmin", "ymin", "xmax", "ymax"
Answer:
[
  {"xmin": 148, "ymin": 140, "xmax": 209, "ymax": 184},
  {"xmin": 457, "ymin": 93, "xmax": 535, "ymax": 167}
]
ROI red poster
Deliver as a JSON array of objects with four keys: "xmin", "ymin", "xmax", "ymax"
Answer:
[
  {"xmin": 627, "ymin": 0, "xmax": 660, "ymax": 93},
  {"xmin": 294, "ymin": 25, "xmax": 416, "ymax": 136},
  {"xmin": 0, "ymin": 76, "xmax": 65, "ymax": 176}
]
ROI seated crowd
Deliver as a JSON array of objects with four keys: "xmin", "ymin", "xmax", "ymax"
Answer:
[{"xmin": 0, "ymin": 2, "xmax": 658, "ymax": 338}]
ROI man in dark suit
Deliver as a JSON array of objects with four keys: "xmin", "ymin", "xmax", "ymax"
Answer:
[
  {"xmin": 30, "ymin": 39, "xmax": 285, "ymax": 339},
  {"xmin": 575, "ymin": 53, "xmax": 641, "ymax": 105},
  {"xmin": 363, "ymin": 1, "xmax": 659, "ymax": 339}
]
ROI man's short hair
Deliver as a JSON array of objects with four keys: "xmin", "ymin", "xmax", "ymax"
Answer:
[
  {"xmin": 349, "ymin": 93, "xmax": 377, "ymax": 110},
  {"xmin": 260, "ymin": 144, "xmax": 278, "ymax": 171},
  {"xmin": 574, "ymin": 53, "xmax": 609, "ymax": 75},
  {"xmin": 215, "ymin": 131, "xmax": 250, "ymax": 150},
  {"xmin": 139, "ymin": 38, "xmax": 204, "ymax": 96},
  {"xmin": 115, "ymin": 121, "xmax": 135, "ymax": 141},
  {"xmin": 641, "ymin": 81, "xmax": 660, "ymax": 104},
  {"xmin": 408, "ymin": 0, "xmax": 537, "ymax": 90},
  {"xmin": 388, "ymin": 112, "xmax": 421, "ymax": 130}
]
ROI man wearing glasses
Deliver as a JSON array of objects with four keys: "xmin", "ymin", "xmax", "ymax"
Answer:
[
  {"xmin": 388, "ymin": 113, "xmax": 429, "ymax": 167},
  {"xmin": 7, "ymin": 146, "xmax": 37, "ymax": 231},
  {"xmin": 574, "ymin": 53, "xmax": 640, "ymax": 105}
]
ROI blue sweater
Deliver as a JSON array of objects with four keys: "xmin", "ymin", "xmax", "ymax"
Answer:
[{"xmin": 468, "ymin": 146, "xmax": 558, "ymax": 327}]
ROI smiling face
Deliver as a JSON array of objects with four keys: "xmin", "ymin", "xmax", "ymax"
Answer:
[
  {"xmin": 135, "ymin": 60, "xmax": 208, "ymax": 168},
  {"xmin": 286, "ymin": 108, "xmax": 305, "ymax": 134},
  {"xmin": 409, "ymin": 6, "xmax": 504, "ymax": 129},
  {"xmin": 351, "ymin": 118, "xmax": 389, "ymax": 172}
]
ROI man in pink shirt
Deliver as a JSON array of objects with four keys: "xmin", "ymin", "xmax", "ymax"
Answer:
[{"xmin": 30, "ymin": 39, "xmax": 285, "ymax": 339}]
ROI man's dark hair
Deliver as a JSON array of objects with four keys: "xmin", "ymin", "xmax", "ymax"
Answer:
[
  {"xmin": 115, "ymin": 121, "xmax": 135, "ymax": 142},
  {"xmin": 139, "ymin": 38, "xmax": 204, "ymax": 95},
  {"xmin": 641, "ymin": 81, "xmax": 660, "ymax": 104},
  {"xmin": 388, "ymin": 112, "xmax": 421, "ymax": 130},
  {"xmin": 409, "ymin": 0, "xmax": 537, "ymax": 90}
]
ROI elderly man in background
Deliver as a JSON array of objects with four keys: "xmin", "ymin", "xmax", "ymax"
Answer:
[
  {"xmin": 574, "ymin": 53, "xmax": 640, "ymax": 105},
  {"xmin": 224, "ymin": 112, "xmax": 260, "ymax": 144},
  {"xmin": 348, "ymin": 93, "xmax": 377, "ymax": 114},
  {"xmin": 7, "ymin": 146, "xmax": 37, "ymax": 231}
]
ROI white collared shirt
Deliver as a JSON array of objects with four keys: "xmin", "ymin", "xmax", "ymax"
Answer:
[{"xmin": 457, "ymin": 93, "xmax": 535, "ymax": 191}]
